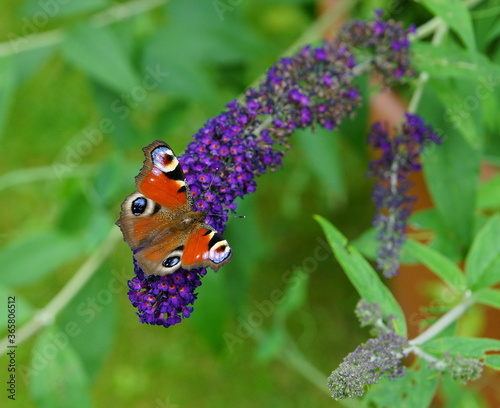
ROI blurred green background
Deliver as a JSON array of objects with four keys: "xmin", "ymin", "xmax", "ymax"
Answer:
[{"xmin": 0, "ymin": 0, "xmax": 452, "ymax": 407}]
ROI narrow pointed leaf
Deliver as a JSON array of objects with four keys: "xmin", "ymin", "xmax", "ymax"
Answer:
[{"xmin": 315, "ymin": 215, "xmax": 406, "ymax": 336}]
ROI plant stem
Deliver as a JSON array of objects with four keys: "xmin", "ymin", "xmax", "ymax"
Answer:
[
  {"xmin": 410, "ymin": 291, "xmax": 474, "ymax": 346},
  {"xmin": 412, "ymin": 17, "xmax": 444, "ymax": 41},
  {"xmin": 409, "ymin": 0, "xmax": 484, "ymax": 113},
  {"xmin": 0, "ymin": 0, "xmax": 167, "ymax": 57},
  {"xmin": 0, "ymin": 226, "xmax": 121, "ymax": 355},
  {"xmin": 408, "ymin": 18, "xmax": 447, "ymax": 114},
  {"xmin": 404, "ymin": 344, "xmax": 446, "ymax": 369},
  {"xmin": 0, "ymin": 164, "xmax": 96, "ymax": 192},
  {"xmin": 412, "ymin": 0, "xmax": 484, "ymax": 41}
]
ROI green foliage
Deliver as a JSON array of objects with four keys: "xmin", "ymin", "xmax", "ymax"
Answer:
[
  {"xmin": 422, "ymin": 337, "xmax": 500, "ymax": 359},
  {"xmin": 315, "ymin": 216, "xmax": 407, "ymax": 336},
  {"xmin": 466, "ymin": 215, "xmax": 500, "ymax": 290},
  {"xmin": 477, "ymin": 173, "xmax": 500, "ymax": 210},
  {"xmin": 1, "ymin": 0, "xmax": 500, "ymax": 407},
  {"xmin": 419, "ymin": 0, "xmax": 476, "ymax": 51},
  {"xmin": 404, "ymin": 239, "xmax": 466, "ymax": 292},
  {"xmin": 62, "ymin": 24, "xmax": 140, "ymax": 95},
  {"xmin": 0, "ymin": 232, "xmax": 85, "ymax": 287},
  {"xmin": 364, "ymin": 363, "xmax": 439, "ymax": 408},
  {"xmin": 423, "ymin": 129, "xmax": 480, "ymax": 249},
  {"xmin": 29, "ymin": 326, "xmax": 93, "ymax": 408}
]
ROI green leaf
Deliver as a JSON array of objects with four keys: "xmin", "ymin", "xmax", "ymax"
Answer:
[
  {"xmin": 412, "ymin": 42, "xmax": 500, "ymax": 79},
  {"xmin": 0, "ymin": 231, "xmax": 84, "ymax": 287},
  {"xmin": 29, "ymin": 325, "xmax": 93, "ymax": 408},
  {"xmin": 352, "ymin": 228, "xmax": 417, "ymax": 264},
  {"xmin": 93, "ymin": 154, "xmax": 132, "ymax": 205},
  {"xmin": 275, "ymin": 269, "xmax": 309, "ymax": 320},
  {"xmin": 56, "ymin": 188, "xmax": 93, "ymax": 234},
  {"xmin": 465, "ymin": 216, "xmax": 500, "ymax": 290},
  {"xmin": 365, "ymin": 363, "xmax": 439, "ymax": 408},
  {"xmin": 477, "ymin": 174, "xmax": 500, "ymax": 210},
  {"xmin": 84, "ymin": 210, "xmax": 115, "ymax": 250},
  {"xmin": 143, "ymin": 38, "xmax": 217, "ymax": 103},
  {"xmin": 167, "ymin": 0, "xmax": 269, "ymax": 64},
  {"xmin": 315, "ymin": 215, "xmax": 407, "ymax": 336},
  {"xmin": 13, "ymin": 44, "xmax": 56, "ymax": 83},
  {"xmin": 256, "ymin": 328, "xmax": 286, "ymax": 362},
  {"xmin": 404, "ymin": 239, "xmax": 466, "ymax": 292},
  {"xmin": 58, "ymin": 263, "xmax": 117, "ymax": 379},
  {"xmin": 441, "ymin": 374, "xmax": 490, "ymax": 407},
  {"xmin": 423, "ymin": 129, "xmax": 480, "ymax": 249},
  {"xmin": 0, "ymin": 56, "xmax": 16, "ymax": 141},
  {"xmin": 430, "ymin": 77, "xmax": 484, "ymax": 150},
  {"xmin": 440, "ymin": 373, "xmax": 489, "ymax": 407},
  {"xmin": 91, "ymin": 84, "xmax": 138, "ymax": 150},
  {"xmin": 351, "ymin": 228, "xmax": 379, "ymax": 261},
  {"xmin": 409, "ymin": 209, "xmax": 463, "ymax": 262},
  {"xmin": 409, "ymin": 208, "xmax": 442, "ymax": 230},
  {"xmin": 62, "ymin": 24, "xmax": 139, "ymax": 95},
  {"xmin": 473, "ymin": 288, "xmax": 500, "ymax": 309},
  {"xmin": 422, "ymin": 337, "xmax": 500, "ymax": 358},
  {"xmin": 144, "ymin": 1, "xmax": 269, "ymax": 105},
  {"xmin": 257, "ymin": 271, "xmax": 309, "ymax": 361},
  {"xmin": 296, "ymin": 128, "xmax": 346, "ymax": 202},
  {"xmin": 419, "ymin": 0, "xmax": 476, "ymax": 51},
  {"xmin": 22, "ymin": 0, "xmax": 108, "ymax": 18},
  {"xmin": 484, "ymin": 355, "xmax": 500, "ymax": 370}
]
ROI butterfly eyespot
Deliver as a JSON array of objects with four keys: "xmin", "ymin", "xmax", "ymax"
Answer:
[
  {"xmin": 131, "ymin": 197, "xmax": 147, "ymax": 215},
  {"xmin": 151, "ymin": 146, "xmax": 179, "ymax": 173},
  {"xmin": 208, "ymin": 236, "xmax": 232, "ymax": 265},
  {"xmin": 162, "ymin": 256, "xmax": 180, "ymax": 268}
]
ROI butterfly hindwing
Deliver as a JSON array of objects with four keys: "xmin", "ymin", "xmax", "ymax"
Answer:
[{"xmin": 181, "ymin": 225, "xmax": 232, "ymax": 271}]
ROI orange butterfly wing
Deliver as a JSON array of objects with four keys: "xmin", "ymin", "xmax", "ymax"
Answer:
[{"xmin": 181, "ymin": 226, "xmax": 232, "ymax": 271}]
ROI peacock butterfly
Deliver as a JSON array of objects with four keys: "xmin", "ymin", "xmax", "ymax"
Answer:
[{"xmin": 116, "ymin": 140, "xmax": 232, "ymax": 276}]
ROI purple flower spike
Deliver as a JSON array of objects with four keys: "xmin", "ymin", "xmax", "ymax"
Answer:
[
  {"xmin": 126, "ymin": 12, "xmax": 418, "ymax": 327},
  {"xmin": 328, "ymin": 300, "xmax": 409, "ymax": 400},
  {"xmin": 328, "ymin": 331, "xmax": 408, "ymax": 400},
  {"xmin": 338, "ymin": 11, "xmax": 416, "ymax": 85},
  {"xmin": 127, "ymin": 259, "xmax": 204, "ymax": 327},
  {"xmin": 368, "ymin": 113, "xmax": 441, "ymax": 278}
]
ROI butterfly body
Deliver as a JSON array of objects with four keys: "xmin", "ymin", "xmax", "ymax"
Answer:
[{"xmin": 116, "ymin": 140, "xmax": 232, "ymax": 276}]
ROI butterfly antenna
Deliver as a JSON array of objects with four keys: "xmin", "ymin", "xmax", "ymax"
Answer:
[{"xmin": 211, "ymin": 213, "xmax": 246, "ymax": 219}]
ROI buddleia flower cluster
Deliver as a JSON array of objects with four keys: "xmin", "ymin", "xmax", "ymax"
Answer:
[
  {"xmin": 328, "ymin": 300, "xmax": 485, "ymax": 400},
  {"xmin": 127, "ymin": 12, "xmax": 416, "ymax": 327},
  {"xmin": 429, "ymin": 352, "xmax": 484, "ymax": 384},
  {"xmin": 368, "ymin": 113, "xmax": 441, "ymax": 278},
  {"xmin": 328, "ymin": 300, "xmax": 408, "ymax": 399}
]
